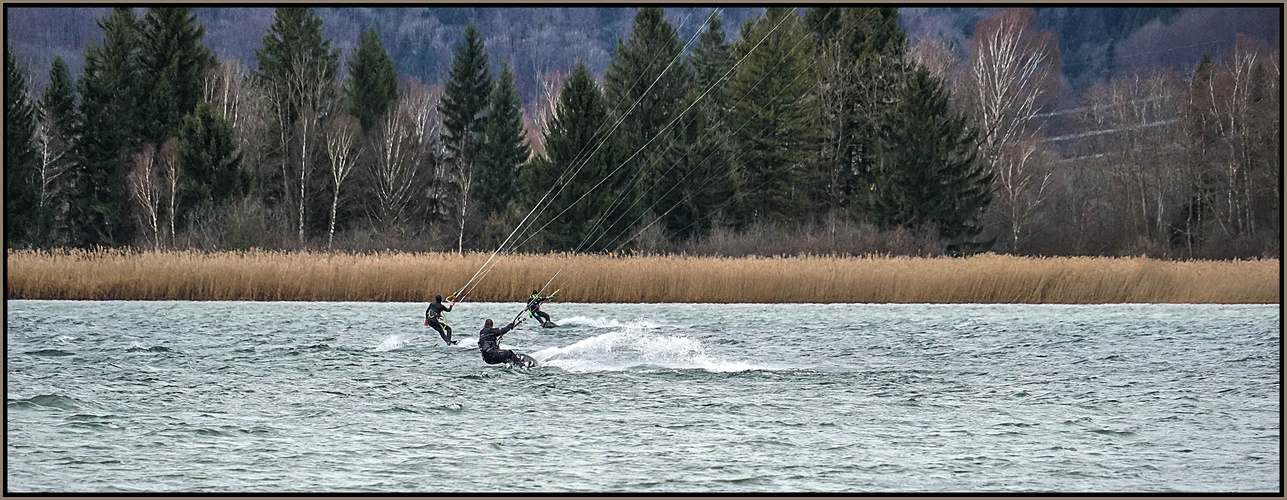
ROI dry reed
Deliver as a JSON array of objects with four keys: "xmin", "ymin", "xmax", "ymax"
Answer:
[{"xmin": 5, "ymin": 248, "xmax": 1280, "ymax": 303}]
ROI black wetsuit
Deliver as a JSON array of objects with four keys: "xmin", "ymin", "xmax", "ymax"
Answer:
[
  {"xmin": 426, "ymin": 300, "xmax": 455, "ymax": 345},
  {"xmin": 526, "ymin": 295, "xmax": 552, "ymax": 324},
  {"xmin": 478, "ymin": 323, "xmax": 521, "ymax": 365}
]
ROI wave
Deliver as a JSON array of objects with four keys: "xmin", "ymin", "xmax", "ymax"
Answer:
[
  {"xmin": 8, "ymin": 394, "xmax": 80, "ymax": 411},
  {"xmin": 126, "ymin": 344, "xmax": 173, "ymax": 353},
  {"xmin": 530, "ymin": 327, "xmax": 759, "ymax": 373},
  {"xmin": 555, "ymin": 316, "xmax": 660, "ymax": 330},
  {"xmin": 22, "ymin": 349, "xmax": 74, "ymax": 357}
]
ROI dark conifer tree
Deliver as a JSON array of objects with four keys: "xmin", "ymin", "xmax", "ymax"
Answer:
[
  {"xmin": 35, "ymin": 56, "xmax": 78, "ymax": 246},
  {"xmin": 521, "ymin": 61, "xmax": 627, "ymax": 252},
  {"xmin": 40, "ymin": 57, "xmax": 76, "ymax": 132},
  {"xmin": 253, "ymin": 7, "xmax": 340, "ymax": 222},
  {"xmin": 69, "ymin": 7, "xmax": 142, "ymax": 247},
  {"xmin": 6, "ymin": 48, "xmax": 39, "ymax": 246},
  {"xmin": 176, "ymin": 101, "xmax": 252, "ymax": 223},
  {"xmin": 602, "ymin": 7, "xmax": 691, "ymax": 236},
  {"xmin": 808, "ymin": 7, "xmax": 912, "ymax": 222},
  {"xmin": 727, "ymin": 7, "xmax": 820, "ymax": 224},
  {"xmin": 476, "ymin": 59, "xmax": 528, "ymax": 219},
  {"xmin": 441, "ymin": 22, "xmax": 493, "ymax": 172},
  {"xmin": 875, "ymin": 68, "xmax": 992, "ymax": 254},
  {"xmin": 345, "ymin": 25, "xmax": 398, "ymax": 133},
  {"xmin": 137, "ymin": 7, "xmax": 216, "ymax": 144},
  {"xmin": 671, "ymin": 10, "xmax": 736, "ymax": 239}
]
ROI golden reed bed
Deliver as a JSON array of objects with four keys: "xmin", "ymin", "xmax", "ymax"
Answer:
[{"xmin": 5, "ymin": 249, "xmax": 1280, "ymax": 303}]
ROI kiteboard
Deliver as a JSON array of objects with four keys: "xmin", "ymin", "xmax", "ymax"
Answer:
[
  {"xmin": 541, "ymin": 321, "xmax": 557, "ymax": 328},
  {"xmin": 511, "ymin": 353, "xmax": 538, "ymax": 369}
]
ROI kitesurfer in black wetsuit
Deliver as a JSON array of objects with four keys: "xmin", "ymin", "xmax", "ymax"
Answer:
[
  {"xmin": 526, "ymin": 290, "xmax": 553, "ymax": 325},
  {"xmin": 425, "ymin": 294, "xmax": 458, "ymax": 345},
  {"xmin": 478, "ymin": 318, "xmax": 525, "ymax": 365}
]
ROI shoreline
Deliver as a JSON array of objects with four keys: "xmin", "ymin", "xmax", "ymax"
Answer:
[{"xmin": 6, "ymin": 249, "xmax": 1280, "ymax": 304}]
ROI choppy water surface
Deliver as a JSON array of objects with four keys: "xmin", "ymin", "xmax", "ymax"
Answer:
[{"xmin": 6, "ymin": 301, "xmax": 1280, "ymax": 493}]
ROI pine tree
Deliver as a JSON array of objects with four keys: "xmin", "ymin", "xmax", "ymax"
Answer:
[
  {"xmin": 6, "ymin": 48, "xmax": 39, "ymax": 246},
  {"xmin": 521, "ymin": 60, "xmax": 627, "ymax": 252},
  {"xmin": 137, "ymin": 7, "xmax": 216, "ymax": 144},
  {"xmin": 671, "ymin": 10, "xmax": 736, "ymax": 239},
  {"xmin": 875, "ymin": 68, "xmax": 992, "ymax": 254},
  {"xmin": 176, "ymin": 101, "xmax": 252, "ymax": 224},
  {"xmin": 476, "ymin": 59, "xmax": 528, "ymax": 219},
  {"xmin": 345, "ymin": 25, "xmax": 398, "ymax": 132},
  {"xmin": 602, "ymin": 7, "xmax": 691, "ymax": 238},
  {"xmin": 727, "ymin": 8, "xmax": 821, "ymax": 224},
  {"xmin": 69, "ymin": 7, "xmax": 143, "ymax": 247}
]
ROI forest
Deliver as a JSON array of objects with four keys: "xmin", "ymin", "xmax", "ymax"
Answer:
[{"xmin": 4, "ymin": 7, "xmax": 1281, "ymax": 259}]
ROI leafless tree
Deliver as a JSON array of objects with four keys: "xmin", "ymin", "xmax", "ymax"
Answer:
[
  {"xmin": 130, "ymin": 144, "xmax": 162, "ymax": 251},
  {"xmin": 531, "ymin": 68, "xmax": 566, "ymax": 158},
  {"xmin": 908, "ymin": 38, "xmax": 960, "ymax": 88},
  {"xmin": 369, "ymin": 90, "xmax": 422, "ymax": 233},
  {"xmin": 33, "ymin": 109, "xmax": 68, "ymax": 222},
  {"xmin": 1206, "ymin": 35, "xmax": 1276, "ymax": 240},
  {"xmin": 324, "ymin": 113, "xmax": 361, "ymax": 249},
  {"xmin": 400, "ymin": 78, "xmax": 452, "ymax": 242},
  {"xmin": 964, "ymin": 8, "xmax": 1062, "ymax": 252},
  {"xmin": 1079, "ymin": 69, "xmax": 1183, "ymax": 249},
  {"xmin": 286, "ymin": 52, "xmax": 334, "ymax": 245},
  {"xmin": 159, "ymin": 138, "xmax": 181, "ymax": 246}
]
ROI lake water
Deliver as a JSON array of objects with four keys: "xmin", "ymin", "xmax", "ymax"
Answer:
[{"xmin": 5, "ymin": 300, "xmax": 1280, "ymax": 493}]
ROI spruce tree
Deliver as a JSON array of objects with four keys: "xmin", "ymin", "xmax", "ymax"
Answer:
[
  {"xmin": 875, "ymin": 68, "xmax": 992, "ymax": 254},
  {"xmin": 345, "ymin": 25, "xmax": 398, "ymax": 132},
  {"xmin": 441, "ymin": 22, "xmax": 493, "ymax": 171},
  {"xmin": 70, "ymin": 7, "xmax": 142, "ymax": 247},
  {"xmin": 253, "ymin": 7, "xmax": 340, "ymax": 238},
  {"xmin": 137, "ymin": 7, "xmax": 216, "ymax": 144},
  {"xmin": 255, "ymin": 7, "xmax": 339, "ymax": 125},
  {"xmin": 521, "ymin": 61, "xmax": 627, "ymax": 252},
  {"xmin": 808, "ymin": 7, "xmax": 911, "ymax": 222},
  {"xmin": 671, "ymin": 10, "xmax": 736, "ymax": 239},
  {"xmin": 40, "ymin": 57, "xmax": 76, "ymax": 131},
  {"xmin": 35, "ymin": 57, "xmax": 78, "ymax": 246},
  {"xmin": 602, "ymin": 7, "xmax": 690, "ymax": 237},
  {"xmin": 6, "ymin": 48, "xmax": 39, "ymax": 246},
  {"xmin": 476, "ymin": 59, "xmax": 528, "ymax": 219},
  {"xmin": 727, "ymin": 8, "xmax": 821, "ymax": 224},
  {"xmin": 176, "ymin": 101, "xmax": 252, "ymax": 223}
]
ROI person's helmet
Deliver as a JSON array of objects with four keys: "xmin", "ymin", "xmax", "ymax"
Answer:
[
  {"xmin": 531, "ymin": 290, "xmax": 538, "ymax": 295},
  {"xmin": 435, "ymin": 294, "xmax": 443, "ymax": 302},
  {"xmin": 484, "ymin": 318, "xmax": 494, "ymax": 328}
]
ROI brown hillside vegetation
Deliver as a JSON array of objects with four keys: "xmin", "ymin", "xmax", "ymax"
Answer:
[{"xmin": 6, "ymin": 249, "xmax": 1278, "ymax": 303}]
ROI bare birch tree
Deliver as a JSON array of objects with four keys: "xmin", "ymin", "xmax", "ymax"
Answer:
[
  {"xmin": 324, "ymin": 113, "xmax": 361, "ymax": 249},
  {"xmin": 159, "ymin": 138, "xmax": 181, "ymax": 246},
  {"xmin": 288, "ymin": 52, "xmax": 334, "ymax": 245},
  {"xmin": 1080, "ymin": 70, "xmax": 1182, "ymax": 250},
  {"xmin": 530, "ymin": 68, "xmax": 566, "ymax": 158},
  {"xmin": 130, "ymin": 144, "xmax": 162, "ymax": 251},
  {"xmin": 33, "ymin": 110, "xmax": 69, "ymax": 225},
  {"xmin": 965, "ymin": 8, "xmax": 1061, "ymax": 251},
  {"xmin": 369, "ymin": 90, "xmax": 421, "ymax": 233}
]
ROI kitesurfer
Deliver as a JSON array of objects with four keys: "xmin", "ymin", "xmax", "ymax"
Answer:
[
  {"xmin": 526, "ymin": 290, "xmax": 554, "ymax": 326},
  {"xmin": 478, "ymin": 318, "xmax": 525, "ymax": 365},
  {"xmin": 425, "ymin": 294, "xmax": 458, "ymax": 345}
]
